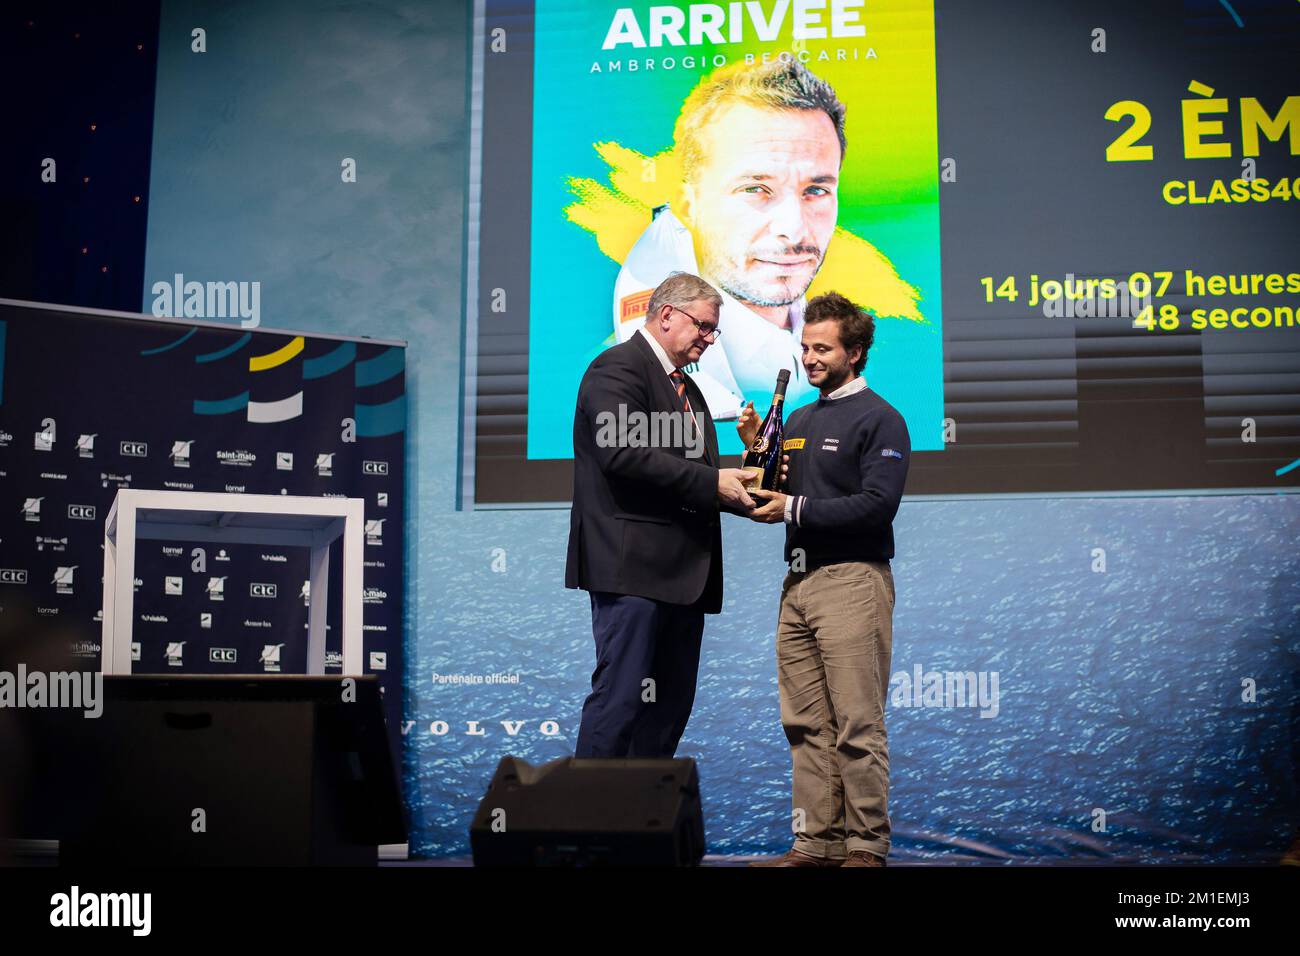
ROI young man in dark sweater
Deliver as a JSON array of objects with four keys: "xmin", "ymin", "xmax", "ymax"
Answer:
[{"xmin": 739, "ymin": 291, "xmax": 910, "ymax": 867}]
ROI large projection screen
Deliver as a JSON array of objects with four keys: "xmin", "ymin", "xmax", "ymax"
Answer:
[{"xmin": 461, "ymin": 0, "xmax": 1300, "ymax": 506}]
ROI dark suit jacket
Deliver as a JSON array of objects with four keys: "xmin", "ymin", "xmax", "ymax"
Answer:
[{"xmin": 565, "ymin": 331, "xmax": 724, "ymax": 612}]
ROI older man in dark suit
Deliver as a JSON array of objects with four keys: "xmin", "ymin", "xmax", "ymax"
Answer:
[{"xmin": 567, "ymin": 271, "xmax": 755, "ymax": 758}]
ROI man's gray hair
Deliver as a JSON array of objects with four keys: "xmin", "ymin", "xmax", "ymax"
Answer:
[
  {"xmin": 674, "ymin": 59, "xmax": 847, "ymax": 183},
  {"xmin": 645, "ymin": 271, "xmax": 723, "ymax": 324}
]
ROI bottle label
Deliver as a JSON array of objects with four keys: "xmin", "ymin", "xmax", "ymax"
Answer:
[{"xmin": 750, "ymin": 436, "xmax": 769, "ymax": 454}]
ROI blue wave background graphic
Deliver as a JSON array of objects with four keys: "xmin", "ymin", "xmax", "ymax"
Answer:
[{"xmin": 143, "ymin": 0, "xmax": 1300, "ymax": 861}]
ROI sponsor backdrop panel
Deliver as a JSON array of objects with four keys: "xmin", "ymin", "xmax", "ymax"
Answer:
[
  {"xmin": 133, "ymin": 0, "xmax": 1299, "ymax": 860},
  {"xmin": 0, "ymin": 302, "xmax": 406, "ymax": 759}
]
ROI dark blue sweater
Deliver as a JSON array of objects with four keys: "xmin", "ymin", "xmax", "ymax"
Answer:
[{"xmin": 782, "ymin": 384, "xmax": 910, "ymax": 566}]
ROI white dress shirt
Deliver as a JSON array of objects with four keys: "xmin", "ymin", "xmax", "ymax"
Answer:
[
  {"xmin": 638, "ymin": 325, "xmax": 676, "ymax": 375},
  {"xmin": 638, "ymin": 326, "xmax": 705, "ymax": 444}
]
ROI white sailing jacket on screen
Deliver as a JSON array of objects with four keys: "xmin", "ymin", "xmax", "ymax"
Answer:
[{"xmin": 612, "ymin": 206, "xmax": 816, "ymax": 420}]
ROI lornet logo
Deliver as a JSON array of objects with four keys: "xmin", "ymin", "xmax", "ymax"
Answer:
[
  {"xmin": 120, "ymin": 441, "xmax": 148, "ymax": 458},
  {"xmin": 362, "ymin": 460, "xmax": 389, "ymax": 475},
  {"xmin": 68, "ymin": 504, "xmax": 96, "ymax": 520},
  {"xmin": 250, "ymin": 582, "xmax": 278, "ymax": 598}
]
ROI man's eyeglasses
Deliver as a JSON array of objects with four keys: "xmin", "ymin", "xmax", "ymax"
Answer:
[{"xmin": 670, "ymin": 305, "xmax": 721, "ymax": 341}]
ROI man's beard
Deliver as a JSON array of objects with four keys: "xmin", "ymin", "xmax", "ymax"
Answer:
[
  {"xmin": 704, "ymin": 242, "xmax": 824, "ymax": 309},
  {"xmin": 817, "ymin": 361, "xmax": 855, "ymax": 391}
]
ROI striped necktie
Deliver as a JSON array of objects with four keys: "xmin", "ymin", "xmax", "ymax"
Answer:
[{"xmin": 668, "ymin": 369, "xmax": 692, "ymax": 413}]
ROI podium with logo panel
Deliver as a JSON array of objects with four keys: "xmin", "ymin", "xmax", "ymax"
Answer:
[
  {"xmin": 71, "ymin": 490, "xmax": 405, "ymax": 865},
  {"xmin": 100, "ymin": 489, "xmax": 365, "ymax": 675}
]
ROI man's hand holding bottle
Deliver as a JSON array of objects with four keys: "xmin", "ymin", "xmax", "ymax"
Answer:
[{"xmin": 736, "ymin": 402, "xmax": 789, "ymax": 522}]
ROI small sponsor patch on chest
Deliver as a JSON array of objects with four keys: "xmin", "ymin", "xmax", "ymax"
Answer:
[{"xmin": 820, "ymin": 438, "xmax": 839, "ymax": 452}]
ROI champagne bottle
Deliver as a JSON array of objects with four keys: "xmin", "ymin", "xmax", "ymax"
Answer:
[{"xmin": 740, "ymin": 369, "xmax": 790, "ymax": 492}]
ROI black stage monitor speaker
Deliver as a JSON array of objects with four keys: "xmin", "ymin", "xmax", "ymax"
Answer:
[
  {"xmin": 58, "ymin": 675, "xmax": 405, "ymax": 866},
  {"xmin": 470, "ymin": 756, "xmax": 705, "ymax": 866}
]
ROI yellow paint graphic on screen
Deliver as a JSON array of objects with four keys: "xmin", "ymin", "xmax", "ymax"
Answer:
[
  {"xmin": 783, "ymin": 438, "xmax": 806, "ymax": 450},
  {"xmin": 566, "ymin": 143, "xmax": 681, "ymax": 265},
  {"xmin": 249, "ymin": 336, "xmax": 304, "ymax": 372},
  {"xmin": 564, "ymin": 143, "xmax": 926, "ymax": 323}
]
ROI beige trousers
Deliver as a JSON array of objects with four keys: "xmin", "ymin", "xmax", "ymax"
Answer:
[{"xmin": 776, "ymin": 561, "xmax": 895, "ymax": 860}]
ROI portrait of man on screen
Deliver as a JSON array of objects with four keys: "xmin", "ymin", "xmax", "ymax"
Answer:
[{"xmin": 612, "ymin": 58, "xmax": 847, "ymax": 419}]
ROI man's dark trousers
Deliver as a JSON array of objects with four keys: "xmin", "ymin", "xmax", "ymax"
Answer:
[{"xmin": 574, "ymin": 591, "xmax": 705, "ymax": 758}]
